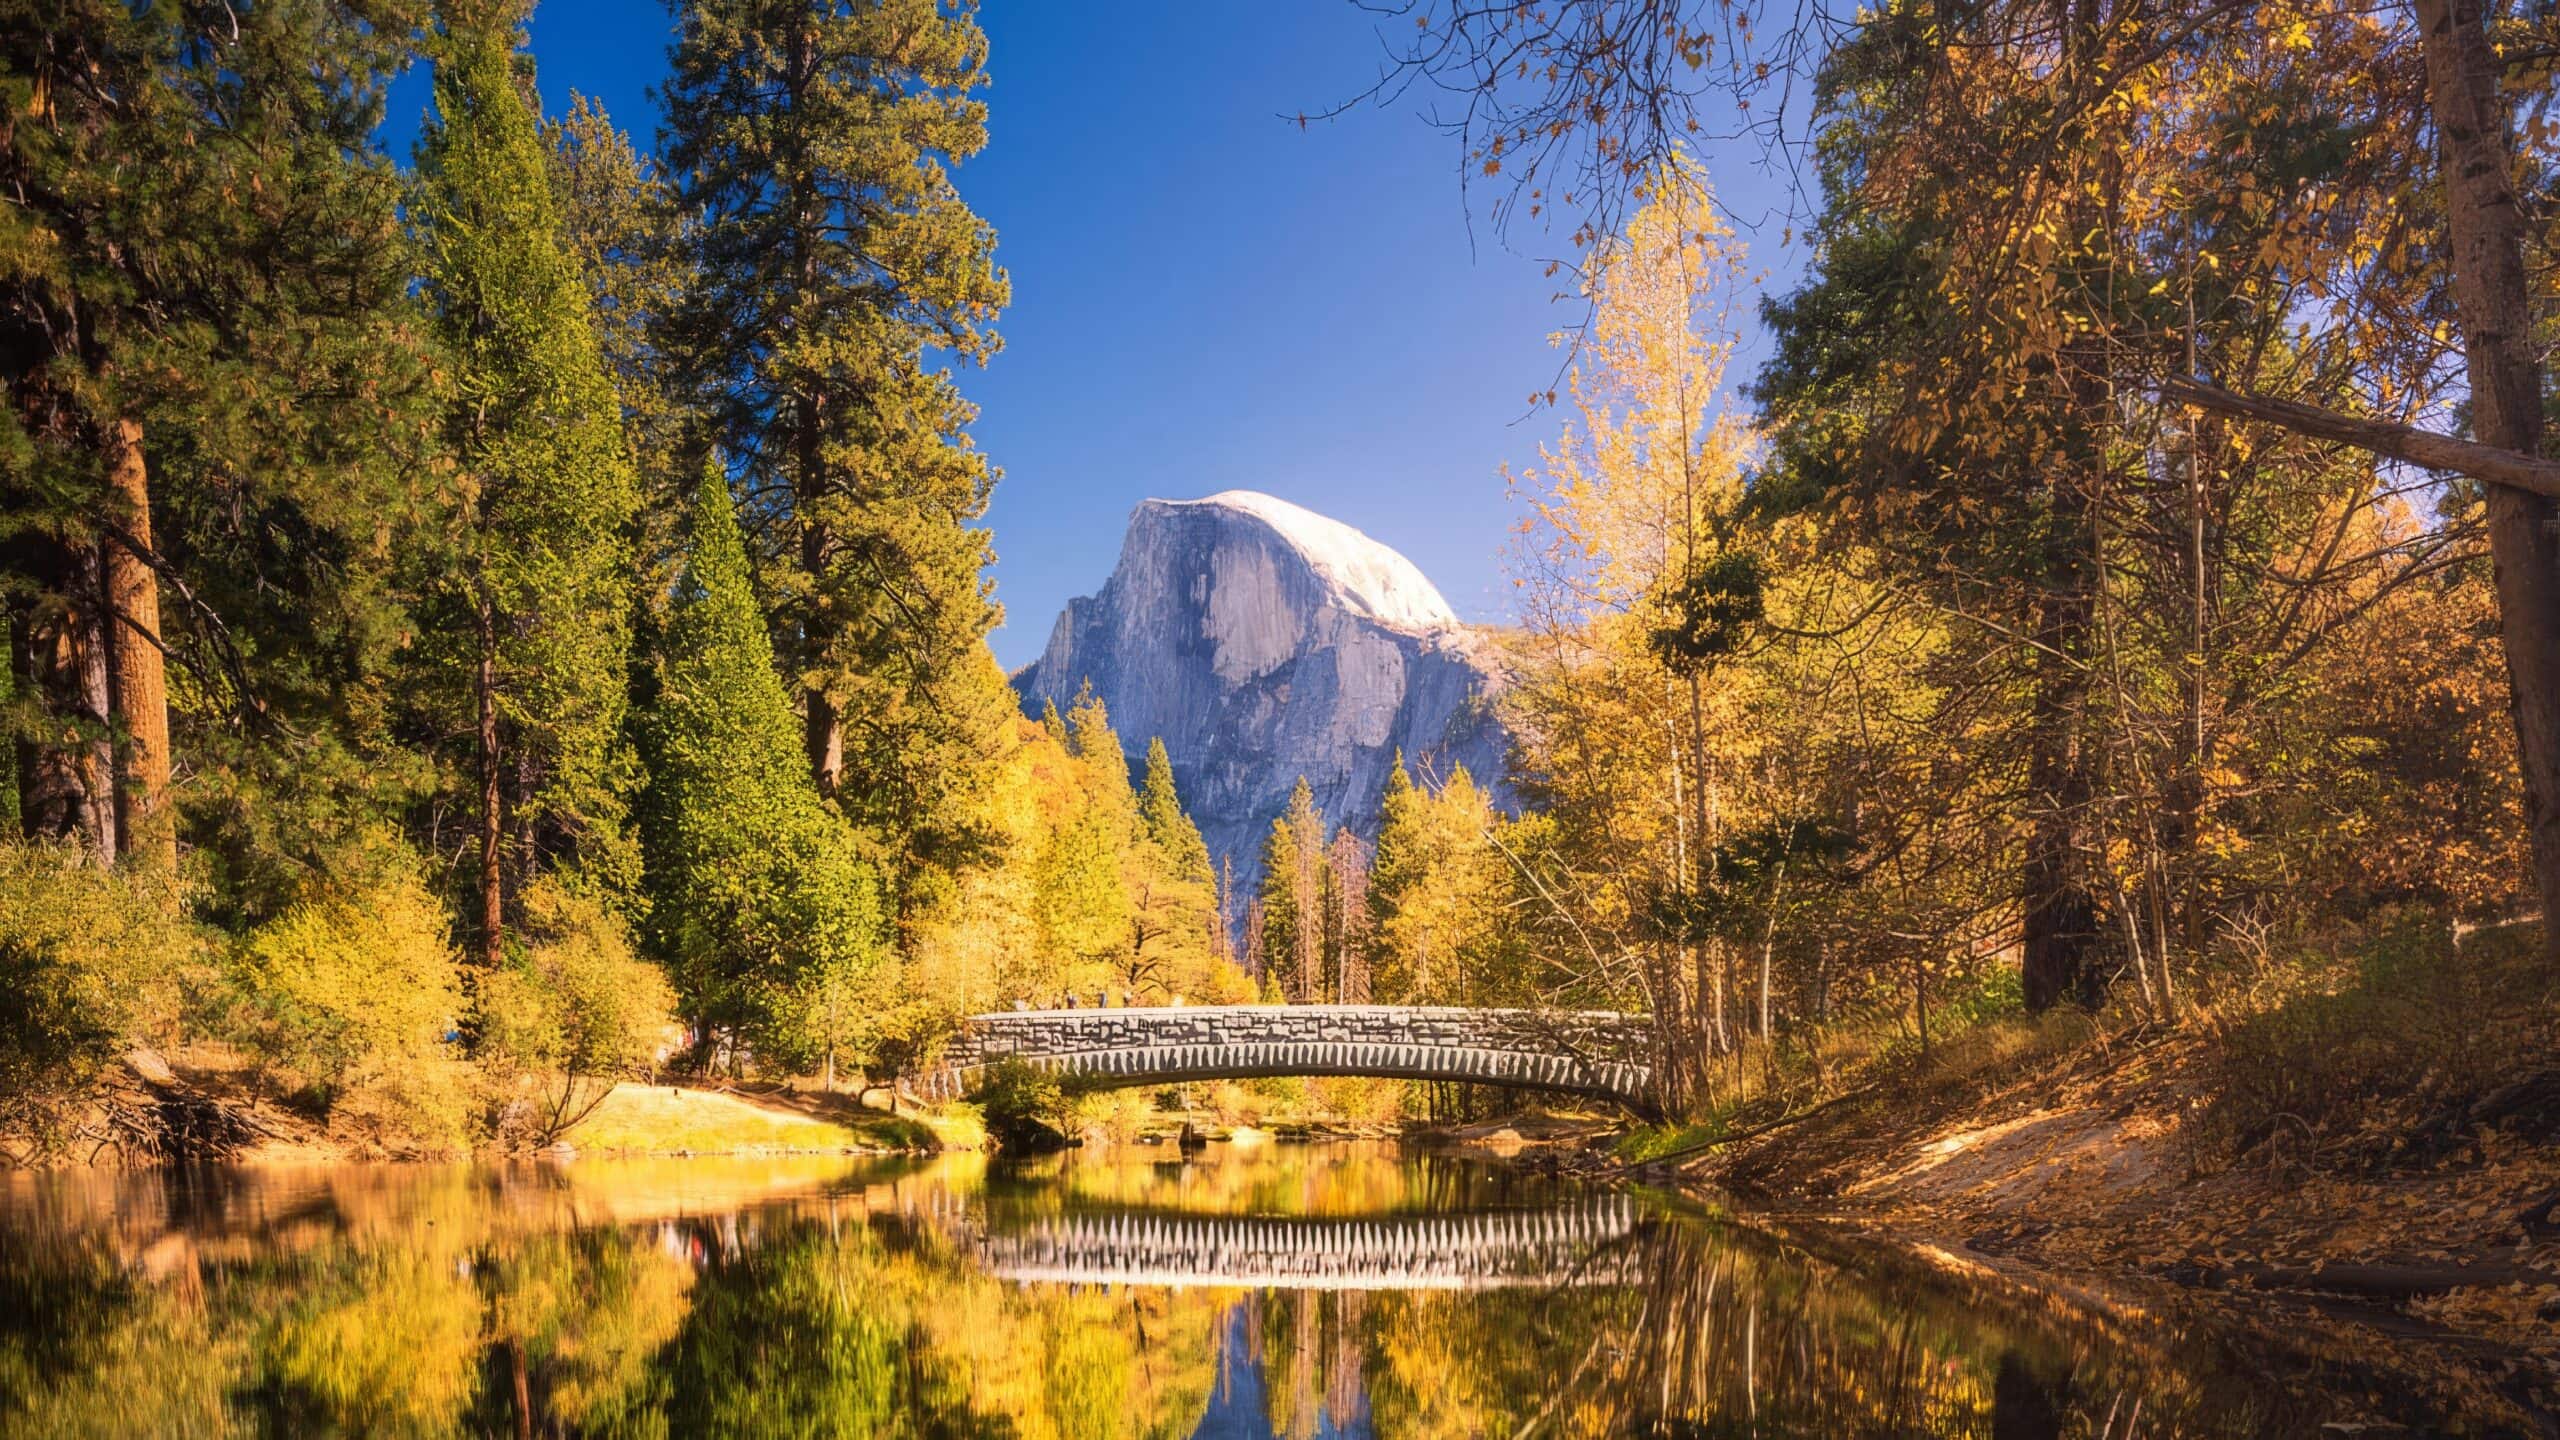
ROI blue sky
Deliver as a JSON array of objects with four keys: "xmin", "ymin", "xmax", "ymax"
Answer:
[{"xmin": 389, "ymin": 2, "xmax": 1802, "ymax": 670}]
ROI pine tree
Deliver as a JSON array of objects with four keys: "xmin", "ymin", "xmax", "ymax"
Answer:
[
  {"xmin": 543, "ymin": 91, "xmax": 693, "ymax": 582},
  {"xmin": 2, "ymin": 0, "xmax": 435, "ymax": 885},
  {"xmin": 1033, "ymin": 695, "xmax": 1133, "ymax": 970},
  {"xmin": 413, "ymin": 1, "xmax": 642, "ymax": 962},
  {"xmin": 662, "ymin": 0, "xmax": 1013, "ymax": 913},
  {"xmin": 1137, "ymin": 737, "xmax": 1212, "ymax": 883},
  {"xmin": 1062, "ymin": 689, "xmax": 1135, "ymax": 831},
  {"xmin": 1366, "ymin": 753, "xmax": 1424, "ymax": 979},
  {"xmin": 640, "ymin": 465, "xmax": 888, "ymax": 1071},
  {"xmin": 1257, "ymin": 815, "xmax": 1302, "ymax": 999}
]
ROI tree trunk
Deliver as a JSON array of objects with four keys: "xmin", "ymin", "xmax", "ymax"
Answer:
[
  {"xmin": 786, "ymin": 14, "xmax": 843, "ymax": 803},
  {"xmin": 476, "ymin": 593, "xmax": 504, "ymax": 968},
  {"xmin": 2020, "ymin": 552, "xmax": 2102, "ymax": 1010},
  {"xmin": 101, "ymin": 417, "xmax": 173, "ymax": 872},
  {"xmin": 1757, "ymin": 887, "xmax": 1778, "ymax": 1042},
  {"xmin": 2021, "ymin": 0, "xmax": 2109, "ymax": 1014},
  {"xmin": 795, "ymin": 391, "xmax": 843, "ymax": 799},
  {"xmin": 1686, "ymin": 670, "xmax": 1728, "ymax": 1055},
  {"xmin": 2418, "ymin": 0, "xmax": 2560, "ymax": 963},
  {"xmin": 14, "ymin": 542, "xmax": 119, "ymax": 862}
]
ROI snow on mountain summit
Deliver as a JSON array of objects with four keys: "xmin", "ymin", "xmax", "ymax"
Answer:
[{"xmin": 1156, "ymin": 490, "xmax": 1461, "ymax": 634}]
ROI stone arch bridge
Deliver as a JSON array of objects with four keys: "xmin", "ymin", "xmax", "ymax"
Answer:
[{"xmin": 928, "ymin": 1005, "xmax": 1656, "ymax": 1114}]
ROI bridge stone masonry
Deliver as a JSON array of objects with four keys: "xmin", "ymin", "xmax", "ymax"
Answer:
[{"xmin": 929, "ymin": 1004, "xmax": 1658, "ymax": 1114}]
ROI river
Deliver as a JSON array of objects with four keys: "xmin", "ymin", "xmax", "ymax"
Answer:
[{"xmin": 0, "ymin": 1140, "xmax": 2479, "ymax": 1436}]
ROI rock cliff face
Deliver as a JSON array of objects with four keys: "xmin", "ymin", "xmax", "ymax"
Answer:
[{"xmin": 1014, "ymin": 491, "xmax": 1508, "ymax": 894}]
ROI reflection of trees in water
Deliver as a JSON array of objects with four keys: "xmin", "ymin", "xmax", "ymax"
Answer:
[
  {"xmin": 0, "ymin": 1196, "xmax": 1224, "ymax": 1439},
  {"xmin": 635, "ymin": 1209, "xmax": 1224, "ymax": 1438},
  {"xmin": 1335, "ymin": 1219, "xmax": 2281, "ymax": 1438},
  {"xmin": 0, "ymin": 1160, "xmax": 2479, "ymax": 1438}
]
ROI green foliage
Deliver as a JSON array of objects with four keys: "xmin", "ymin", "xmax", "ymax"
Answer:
[
  {"xmin": 1256, "ymin": 780, "xmax": 1319, "ymax": 997},
  {"xmin": 229, "ymin": 858, "xmax": 465, "ymax": 1105},
  {"xmin": 1646, "ymin": 550, "xmax": 1767, "ymax": 673},
  {"xmin": 475, "ymin": 880, "xmax": 675, "ymax": 1142},
  {"xmin": 2, "ymin": 0, "xmax": 440, "ymax": 899},
  {"xmin": 544, "ymin": 91, "xmax": 695, "ymax": 572},
  {"xmin": 226, "ymin": 852, "xmax": 480, "ymax": 1152},
  {"xmin": 0, "ymin": 843, "xmax": 201, "ymax": 1140},
  {"xmin": 412, "ymin": 5, "xmax": 643, "ymax": 917},
  {"xmin": 1035, "ymin": 806, "xmax": 1131, "ymax": 967},
  {"xmin": 973, "ymin": 1057, "xmax": 1068, "ymax": 1150},
  {"xmin": 1365, "ymin": 765, "xmax": 1535, "ymax": 1007},
  {"xmin": 1613, "ymin": 1120, "xmax": 1723, "ymax": 1165},
  {"xmin": 663, "ymin": 0, "xmax": 1013, "ymax": 910},
  {"xmin": 640, "ymin": 468, "xmax": 890, "ymax": 1068},
  {"xmin": 1137, "ymin": 737, "xmax": 1212, "ymax": 883}
]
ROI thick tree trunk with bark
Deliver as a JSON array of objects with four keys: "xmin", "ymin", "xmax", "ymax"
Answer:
[
  {"xmin": 102, "ymin": 417, "xmax": 173, "ymax": 871},
  {"xmin": 783, "ymin": 16, "xmax": 844, "ymax": 803},
  {"xmin": 2418, "ymin": 0, "xmax": 2560, "ymax": 961},
  {"xmin": 2020, "ymin": 560, "xmax": 2106, "ymax": 1013},
  {"xmin": 2021, "ymin": 0, "xmax": 2110, "ymax": 1014}
]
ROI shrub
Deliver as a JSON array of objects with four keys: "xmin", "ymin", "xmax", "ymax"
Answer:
[
  {"xmin": 231, "ymin": 859, "xmax": 464, "ymax": 1114},
  {"xmin": 476, "ymin": 882, "xmax": 677, "ymax": 1146},
  {"xmin": 0, "ymin": 842, "xmax": 203, "ymax": 1144},
  {"xmin": 1072, "ymin": 1087, "xmax": 1155, "ymax": 1144},
  {"xmin": 974, "ymin": 1058, "xmax": 1069, "ymax": 1151},
  {"xmin": 2193, "ymin": 914, "xmax": 2556, "ymax": 1169}
]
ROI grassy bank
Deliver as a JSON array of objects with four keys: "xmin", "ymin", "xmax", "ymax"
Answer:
[{"xmin": 556, "ymin": 1083, "xmax": 982, "ymax": 1156}]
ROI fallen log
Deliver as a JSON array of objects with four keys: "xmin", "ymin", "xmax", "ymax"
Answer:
[{"xmin": 2160, "ymin": 1258, "xmax": 2560, "ymax": 1300}]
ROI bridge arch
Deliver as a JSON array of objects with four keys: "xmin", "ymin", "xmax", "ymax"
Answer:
[{"xmin": 935, "ymin": 1004, "xmax": 1657, "ymax": 1114}]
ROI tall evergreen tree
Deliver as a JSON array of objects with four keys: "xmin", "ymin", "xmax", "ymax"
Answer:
[
  {"xmin": 1033, "ymin": 691, "xmax": 1132, "ymax": 968},
  {"xmin": 1256, "ymin": 815, "xmax": 1302, "ymax": 999},
  {"xmin": 1367, "ymin": 752, "xmax": 1423, "ymax": 961},
  {"xmin": 661, "ymin": 0, "xmax": 1013, "ymax": 915},
  {"xmin": 641, "ymin": 465, "xmax": 887, "ymax": 1067},
  {"xmin": 2, "ymin": 0, "xmax": 436, "ymax": 893},
  {"xmin": 544, "ymin": 91, "xmax": 694, "ymax": 578},
  {"xmin": 1137, "ymin": 736, "xmax": 1212, "ymax": 884},
  {"xmin": 413, "ymin": 1, "xmax": 642, "ymax": 962}
]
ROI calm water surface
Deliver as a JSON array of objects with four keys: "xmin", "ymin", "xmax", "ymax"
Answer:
[{"xmin": 0, "ymin": 1142, "xmax": 2465, "ymax": 1436}]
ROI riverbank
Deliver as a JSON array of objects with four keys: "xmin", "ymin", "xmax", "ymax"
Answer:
[
  {"xmin": 8, "ymin": 1053, "xmax": 986, "ymax": 1168},
  {"xmin": 1619, "ymin": 956, "xmax": 2560, "ymax": 1425}
]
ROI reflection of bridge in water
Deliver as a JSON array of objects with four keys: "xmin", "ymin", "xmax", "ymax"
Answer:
[{"xmin": 972, "ymin": 1197, "xmax": 1644, "ymax": 1291}]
